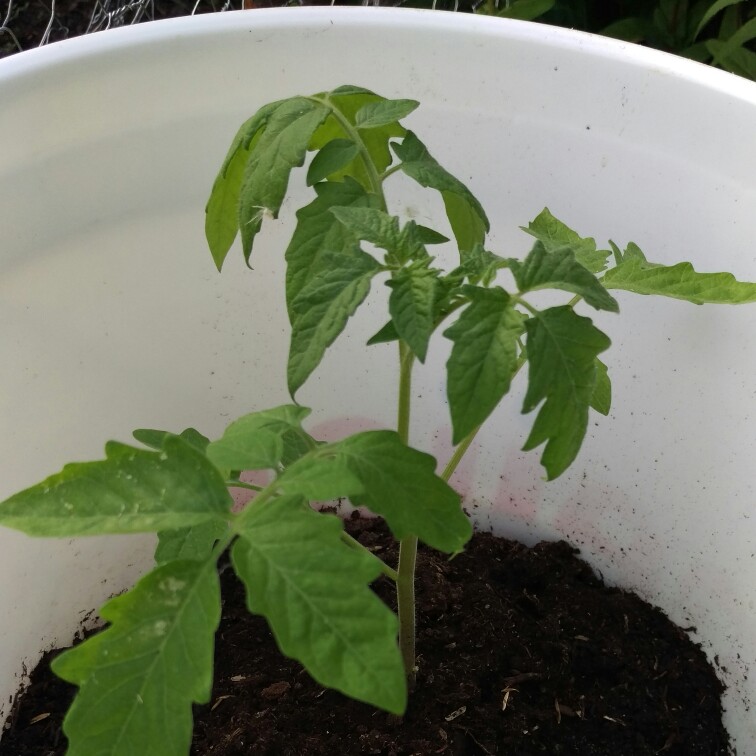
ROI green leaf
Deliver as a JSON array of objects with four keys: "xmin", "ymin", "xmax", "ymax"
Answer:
[
  {"xmin": 306, "ymin": 139, "xmax": 360, "ymax": 186},
  {"xmin": 522, "ymin": 307, "xmax": 611, "ymax": 480},
  {"xmin": 590, "ymin": 358, "xmax": 612, "ymax": 417},
  {"xmin": 445, "ymin": 286, "xmax": 524, "ymax": 443},
  {"xmin": 393, "ymin": 131, "xmax": 490, "ymax": 253},
  {"xmin": 387, "ymin": 264, "xmax": 439, "ymax": 362},
  {"xmin": 330, "ymin": 206, "xmax": 402, "ymax": 254},
  {"xmin": 279, "ymin": 431, "xmax": 471, "ymax": 554},
  {"xmin": 460, "ymin": 243, "xmax": 509, "ymax": 287},
  {"xmin": 510, "ymin": 241, "xmax": 619, "ymax": 312},
  {"xmin": 155, "ymin": 520, "xmax": 229, "ymax": 564},
  {"xmin": 52, "ymin": 559, "xmax": 221, "ymax": 756},
  {"xmin": 205, "ymin": 100, "xmax": 283, "ymax": 271},
  {"xmin": 493, "ymin": 0, "xmax": 555, "ymax": 20},
  {"xmin": 695, "ymin": 0, "xmax": 745, "ymax": 38},
  {"xmin": 310, "ymin": 91, "xmax": 405, "ymax": 188},
  {"xmin": 233, "ymin": 496, "xmax": 405, "ymax": 713},
  {"xmin": 133, "ymin": 427, "xmax": 210, "ymax": 454},
  {"xmin": 706, "ymin": 38, "xmax": 756, "ymax": 77},
  {"xmin": 522, "ymin": 208, "xmax": 610, "ymax": 274},
  {"xmin": 415, "ymin": 225, "xmax": 450, "ymax": 245},
  {"xmin": 0, "ymin": 437, "xmax": 231, "ymax": 537},
  {"xmin": 602, "ymin": 247, "xmax": 756, "ymax": 304},
  {"xmin": 354, "ymin": 99, "xmax": 420, "ymax": 129},
  {"xmin": 366, "ymin": 319, "xmax": 400, "ymax": 346},
  {"xmin": 238, "ymin": 97, "xmax": 330, "ymax": 263},
  {"xmin": 285, "ymin": 178, "xmax": 381, "ymax": 319},
  {"xmin": 601, "ymin": 16, "xmax": 651, "ymax": 42},
  {"xmin": 288, "ymin": 248, "xmax": 382, "ymax": 395},
  {"xmin": 206, "ymin": 405, "xmax": 313, "ymax": 471}
]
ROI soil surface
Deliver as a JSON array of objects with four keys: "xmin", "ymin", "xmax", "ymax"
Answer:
[{"xmin": 1, "ymin": 514, "xmax": 729, "ymax": 755}]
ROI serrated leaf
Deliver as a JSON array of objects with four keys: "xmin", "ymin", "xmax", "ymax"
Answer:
[
  {"xmin": 285, "ymin": 178, "xmax": 381, "ymax": 319},
  {"xmin": 0, "ymin": 437, "xmax": 231, "ymax": 537},
  {"xmin": 307, "ymin": 139, "xmax": 360, "ymax": 186},
  {"xmin": 279, "ymin": 431, "xmax": 471, "ymax": 553},
  {"xmin": 522, "ymin": 307, "xmax": 611, "ymax": 480},
  {"xmin": 155, "ymin": 520, "xmax": 229, "ymax": 564},
  {"xmin": 288, "ymin": 249, "xmax": 381, "ymax": 395},
  {"xmin": 602, "ymin": 248, "xmax": 756, "ymax": 304},
  {"xmin": 205, "ymin": 100, "xmax": 283, "ymax": 271},
  {"xmin": 330, "ymin": 206, "xmax": 402, "ymax": 254},
  {"xmin": 387, "ymin": 264, "xmax": 439, "ymax": 362},
  {"xmin": 354, "ymin": 99, "xmax": 419, "ymax": 129},
  {"xmin": 393, "ymin": 131, "xmax": 489, "ymax": 253},
  {"xmin": 445, "ymin": 286, "xmax": 524, "ymax": 443},
  {"xmin": 52, "ymin": 559, "xmax": 221, "ymax": 756},
  {"xmin": 233, "ymin": 496, "xmax": 405, "ymax": 713},
  {"xmin": 206, "ymin": 405, "xmax": 313, "ymax": 471},
  {"xmin": 522, "ymin": 208, "xmax": 610, "ymax": 273},
  {"xmin": 590, "ymin": 358, "xmax": 612, "ymax": 416},
  {"xmin": 133, "ymin": 427, "xmax": 210, "ymax": 454},
  {"xmin": 510, "ymin": 241, "xmax": 619, "ymax": 312},
  {"xmin": 238, "ymin": 97, "xmax": 330, "ymax": 263}
]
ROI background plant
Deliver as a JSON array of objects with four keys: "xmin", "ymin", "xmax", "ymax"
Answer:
[{"xmin": 1, "ymin": 86, "xmax": 756, "ymax": 756}]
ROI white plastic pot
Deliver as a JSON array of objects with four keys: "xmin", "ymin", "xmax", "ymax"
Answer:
[{"xmin": 1, "ymin": 8, "xmax": 755, "ymax": 751}]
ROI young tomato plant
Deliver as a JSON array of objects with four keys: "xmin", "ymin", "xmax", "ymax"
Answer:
[{"xmin": 2, "ymin": 85, "xmax": 756, "ymax": 756}]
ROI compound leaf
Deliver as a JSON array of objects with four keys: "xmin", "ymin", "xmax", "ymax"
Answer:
[
  {"xmin": 52, "ymin": 559, "xmax": 221, "ymax": 756},
  {"xmin": 233, "ymin": 496, "xmax": 405, "ymax": 714}
]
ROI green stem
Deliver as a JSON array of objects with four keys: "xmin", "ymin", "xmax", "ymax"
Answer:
[
  {"xmin": 395, "ymin": 339, "xmax": 418, "ymax": 684},
  {"xmin": 227, "ymin": 480, "xmax": 263, "ymax": 492}
]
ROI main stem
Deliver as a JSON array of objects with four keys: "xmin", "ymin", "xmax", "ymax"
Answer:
[{"xmin": 395, "ymin": 340, "xmax": 418, "ymax": 685}]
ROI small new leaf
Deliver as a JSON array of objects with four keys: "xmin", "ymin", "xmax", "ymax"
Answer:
[
  {"xmin": 393, "ymin": 131, "xmax": 489, "ymax": 253},
  {"xmin": 52, "ymin": 559, "xmax": 221, "ymax": 756},
  {"xmin": 0, "ymin": 437, "xmax": 231, "ymax": 537},
  {"xmin": 602, "ymin": 246, "xmax": 756, "ymax": 304},
  {"xmin": 522, "ymin": 306, "xmax": 611, "ymax": 479},
  {"xmin": 238, "ymin": 97, "xmax": 330, "ymax": 263},
  {"xmin": 387, "ymin": 264, "xmax": 439, "ymax": 362},
  {"xmin": 354, "ymin": 99, "xmax": 420, "ymax": 129},
  {"xmin": 330, "ymin": 206, "xmax": 402, "ymax": 255},
  {"xmin": 288, "ymin": 248, "xmax": 381, "ymax": 395},
  {"xmin": 445, "ymin": 286, "xmax": 524, "ymax": 443},
  {"xmin": 461, "ymin": 243, "xmax": 509, "ymax": 287},
  {"xmin": 206, "ymin": 405, "xmax": 314, "ymax": 472},
  {"xmin": 233, "ymin": 497, "xmax": 405, "ymax": 714},
  {"xmin": 522, "ymin": 208, "xmax": 610, "ymax": 274}
]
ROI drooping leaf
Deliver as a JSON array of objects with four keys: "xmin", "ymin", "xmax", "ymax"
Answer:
[
  {"xmin": 155, "ymin": 520, "xmax": 229, "ymax": 564},
  {"xmin": 521, "ymin": 208, "xmax": 610, "ymax": 273},
  {"xmin": 238, "ymin": 97, "xmax": 330, "ymax": 263},
  {"xmin": 232, "ymin": 496, "xmax": 405, "ymax": 714},
  {"xmin": 306, "ymin": 139, "xmax": 360, "ymax": 186},
  {"xmin": 288, "ymin": 248, "xmax": 382, "ymax": 395},
  {"xmin": 510, "ymin": 241, "xmax": 619, "ymax": 312},
  {"xmin": 133, "ymin": 427, "xmax": 210, "ymax": 454},
  {"xmin": 285, "ymin": 178, "xmax": 381, "ymax": 318},
  {"xmin": 445, "ymin": 286, "xmax": 524, "ymax": 443},
  {"xmin": 602, "ymin": 246, "xmax": 756, "ymax": 304},
  {"xmin": 393, "ymin": 131, "xmax": 489, "ymax": 253},
  {"xmin": 279, "ymin": 431, "xmax": 471, "ymax": 554},
  {"xmin": 590, "ymin": 358, "xmax": 612, "ymax": 417},
  {"xmin": 310, "ymin": 90, "xmax": 405, "ymax": 188},
  {"xmin": 0, "ymin": 437, "xmax": 231, "ymax": 537},
  {"xmin": 522, "ymin": 306, "xmax": 611, "ymax": 480},
  {"xmin": 387, "ymin": 264, "xmax": 439, "ymax": 362},
  {"xmin": 354, "ymin": 99, "xmax": 420, "ymax": 129},
  {"xmin": 205, "ymin": 100, "xmax": 283, "ymax": 271},
  {"xmin": 52, "ymin": 559, "xmax": 221, "ymax": 756},
  {"xmin": 206, "ymin": 405, "xmax": 314, "ymax": 472}
]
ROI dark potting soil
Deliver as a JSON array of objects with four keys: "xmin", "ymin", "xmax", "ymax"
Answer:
[{"xmin": 1, "ymin": 514, "xmax": 729, "ymax": 756}]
